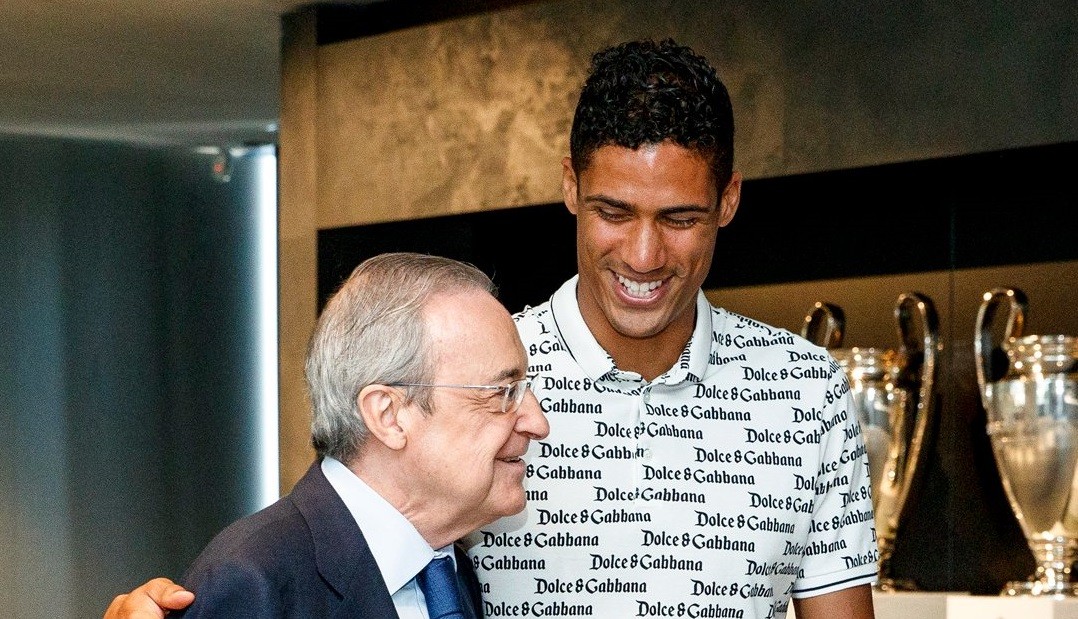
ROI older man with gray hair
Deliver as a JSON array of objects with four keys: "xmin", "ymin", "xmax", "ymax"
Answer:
[{"xmin": 105, "ymin": 252, "xmax": 549, "ymax": 618}]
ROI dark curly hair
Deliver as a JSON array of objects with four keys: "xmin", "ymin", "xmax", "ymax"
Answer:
[{"xmin": 569, "ymin": 39, "xmax": 735, "ymax": 189}]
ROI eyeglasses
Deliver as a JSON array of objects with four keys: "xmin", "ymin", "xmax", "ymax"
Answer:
[{"xmin": 387, "ymin": 377, "xmax": 534, "ymax": 414}]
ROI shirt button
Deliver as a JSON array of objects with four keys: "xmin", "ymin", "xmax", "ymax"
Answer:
[
  {"xmin": 642, "ymin": 449, "xmax": 652, "ymax": 460},
  {"xmin": 642, "ymin": 390, "xmax": 651, "ymax": 404}
]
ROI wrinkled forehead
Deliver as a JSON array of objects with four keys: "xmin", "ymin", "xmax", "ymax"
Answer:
[{"xmin": 423, "ymin": 289, "xmax": 526, "ymax": 377}]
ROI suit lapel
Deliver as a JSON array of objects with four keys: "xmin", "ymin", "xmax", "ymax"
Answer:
[
  {"xmin": 328, "ymin": 578, "xmax": 400, "ymax": 619},
  {"xmin": 291, "ymin": 461, "xmax": 400, "ymax": 618}
]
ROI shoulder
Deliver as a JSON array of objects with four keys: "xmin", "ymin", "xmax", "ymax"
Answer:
[
  {"xmin": 513, "ymin": 300, "xmax": 552, "ymax": 337},
  {"xmin": 513, "ymin": 299, "xmax": 551, "ymax": 323},
  {"xmin": 183, "ymin": 495, "xmax": 313, "ymax": 588},
  {"xmin": 715, "ymin": 308, "xmax": 821, "ymax": 350},
  {"xmin": 176, "ymin": 556, "xmax": 281, "ymax": 618},
  {"xmin": 176, "ymin": 499, "xmax": 311, "ymax": 617},
  {"xmin": 711, "ymin": 308, "xmax": 841, "ymax": 377}
]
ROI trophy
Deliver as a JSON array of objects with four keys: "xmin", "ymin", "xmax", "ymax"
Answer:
[
  {"xmin": 802, "ymin": 293, "xmax": 940, "ymax": 591},
  {"xmin": 976, "ymin": 287, "xmax": 1078, "ymax": 596}
]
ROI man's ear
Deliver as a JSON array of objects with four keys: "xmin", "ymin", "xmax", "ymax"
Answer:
[
  {"xmin": 717, "ymin": 171, "xmax": 742, "ymax": 228},
  {"xmin": 357, "ymin": 384, "xmax": 407, "ymax": 451},
  {"xmin": 562, "ymin": 156, "xmax": 580, "ymax": 216}
]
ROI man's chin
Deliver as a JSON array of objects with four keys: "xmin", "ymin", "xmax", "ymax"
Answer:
[
  {"xmin": 494, "ymin": 487, "xmax": 528, "ymax": 517},
  {"xmin": 607, "ymin": 313, "xmax": 671, "ymax": 340}
]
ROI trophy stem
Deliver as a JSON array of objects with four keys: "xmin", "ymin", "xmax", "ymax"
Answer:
[{"xmin": 1003, "ymin": 538, "xmax": 1078, "ymax": 597}]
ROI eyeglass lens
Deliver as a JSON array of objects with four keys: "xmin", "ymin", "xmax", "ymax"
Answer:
[{"xmin": 503, "ymin": 379, "xmax": 531, "ymax": 414}]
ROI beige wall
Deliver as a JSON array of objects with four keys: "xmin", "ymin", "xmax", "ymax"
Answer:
[
  {"xmin": 278, "ymin": 1, "xmax": 1077, "ymax": 490},
  {"xmin": 279, "ymin": 10, "xmax": 320, "ymax": 492}
]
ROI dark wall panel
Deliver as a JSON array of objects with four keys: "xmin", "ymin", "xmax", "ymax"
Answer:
[{"xmin": 319, "ymin": 203, "xmax": 577, "ymax": 314}]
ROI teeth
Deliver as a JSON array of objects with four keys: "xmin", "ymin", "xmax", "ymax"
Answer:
[{"xmin": 617, "ymin": 274, "xmax": 662, "ymax": 298}]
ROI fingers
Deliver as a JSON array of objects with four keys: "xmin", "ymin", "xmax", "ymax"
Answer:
[
  {"xmin": 104, "ymin": 595, "xmax": 165, "ymax": 619},
  {"xmin": 144, "ymin": 578, "xmax": 195, "ymax": 610},
  {"xmin": 103, "ymin": 578, "xmax": 195, "ymax": 619}
]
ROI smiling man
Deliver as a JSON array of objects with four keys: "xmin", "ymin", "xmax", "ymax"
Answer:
[
  {"xmin": 565, "ymin": 140, "xmax": 736, "ymax": 381},
  {"xmin": 466, "ymin": 39, "xmax": 877, "ymax": 619},
  {"xmin": 106, "ymin": 253, "xmax": 549, "ymax": 618}
]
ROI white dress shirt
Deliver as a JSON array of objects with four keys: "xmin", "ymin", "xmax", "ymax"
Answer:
[{"xmin": 322, "ymin": 456, "xmax": 457, "ymax": 619}]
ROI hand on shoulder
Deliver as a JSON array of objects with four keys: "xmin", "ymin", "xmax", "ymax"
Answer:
[{"xmin": 104, "ymin": 577, "xmax": 194, "ymax": 619}]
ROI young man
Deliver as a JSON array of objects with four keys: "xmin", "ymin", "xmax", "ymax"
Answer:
[
  {"xmin": 466, "ymin": 39, "xmax": 876, "ymax": 619},
  {"xmin": 107, "ymin": 39, "xmax": 875, "ymax": 619},
  {"xmin": 106, "ymin": 253, "xmax": 548, "ymax": 618}
]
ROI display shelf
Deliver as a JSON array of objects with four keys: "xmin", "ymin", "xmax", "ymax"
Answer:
[
  {"xmin": 792, "ymin": 591, "xmax": 1078, "ymax": 619},
  {"xmin": 874, "ymin": 590, "xmax": 958, "ymax": 619},
  {"xmin": 788, "ymin": 590, "xmax": 960, "ymax": 618},
  {"xmin": 947, "ymin": 595, "xmax": 1078, "ymax": 619}
]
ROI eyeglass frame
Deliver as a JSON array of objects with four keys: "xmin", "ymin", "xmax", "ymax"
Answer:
[{"xmin": 385, "ymin": 377, "xmax": 534, "ymax": 415}]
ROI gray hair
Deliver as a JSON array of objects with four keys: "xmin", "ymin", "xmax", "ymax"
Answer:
[{"xmin": 306, "ymin": 252, "xmax": 496, "ymax": 462}]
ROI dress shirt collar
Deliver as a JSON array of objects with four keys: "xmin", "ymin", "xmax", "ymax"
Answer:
[{"xmin": 321, "ymin": 457, "xmax": 455, "ymax": 595}]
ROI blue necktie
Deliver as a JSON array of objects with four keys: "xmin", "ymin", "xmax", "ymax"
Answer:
[{"xmin": 417, "ymin": 556, "xmax": 466, "ymax": 619}]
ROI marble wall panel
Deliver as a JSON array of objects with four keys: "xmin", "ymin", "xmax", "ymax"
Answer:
[{"xmin": 307, "ymin": 0, "xmax": 1077, "ymax": 229}]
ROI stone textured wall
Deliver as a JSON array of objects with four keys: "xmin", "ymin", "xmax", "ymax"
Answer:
[{"xmin": 307, "ymin": 0, "xmax": 1077, "ymax": 228}]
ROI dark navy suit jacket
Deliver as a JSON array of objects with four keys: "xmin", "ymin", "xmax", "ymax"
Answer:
[{"xmin": 174, "ymin": 460, "xmax": 483, "ymax": 618}]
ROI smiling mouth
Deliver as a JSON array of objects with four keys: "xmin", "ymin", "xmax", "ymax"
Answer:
[{"xmin": 616, "ymin": 273, "xmax": 664, "ymax": 299}]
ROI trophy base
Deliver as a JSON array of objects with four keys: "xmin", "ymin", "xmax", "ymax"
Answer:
[
  {"xmin": 1001, "ymin": 579, "xmax": 1078, "ymax": 597},
  {"xmin": 875, "ymin": 577, "xmax": 919, "ymax": 593}
]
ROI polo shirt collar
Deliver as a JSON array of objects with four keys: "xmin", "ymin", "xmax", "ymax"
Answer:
[{"xmin": 548, "ymin": 275, "xmax": 713, "ymax": 385}]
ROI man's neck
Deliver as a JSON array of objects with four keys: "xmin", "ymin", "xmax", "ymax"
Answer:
[
  {"xmin": 599, "ymin": 330, "xmax": 690, "ymax": 382},
  {"xmin": 349, "ymin": 454, "xmax": 468, "ymax": 550},
  {"xmin": 571, "ymin": 280, "xmax": 699, "ymax": 382},
  {"xmin": 583, "ymin": 313, "xmax": 695, "ymax": 382}
]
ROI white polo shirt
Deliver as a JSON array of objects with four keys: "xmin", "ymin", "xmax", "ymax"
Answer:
[{"xmin": 464, "ymin": 277, "xmax": 877, "ymax": 619}]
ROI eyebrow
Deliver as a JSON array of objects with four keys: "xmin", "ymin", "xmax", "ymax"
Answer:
[
  {"xmin": 584, "ymin": 193, "xmax": 715, "ymax": 214},
  {"xmin": 488, "ymin": 367, "xmax": 523, "ymax": 384}
]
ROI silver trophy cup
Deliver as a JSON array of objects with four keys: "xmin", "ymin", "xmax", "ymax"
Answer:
[
  {"xmin": 976, "ymin": 287, "xmax": 1078, "ymax": 596},
  {"xmin": 802, "ymin": 293, "xmax": 940, "ymax": 591}
]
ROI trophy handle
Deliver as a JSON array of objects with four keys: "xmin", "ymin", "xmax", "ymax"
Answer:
[
  {"xmin": 973, "ymin": 287, "xmax": 1028, "ymax": 411},
  {"xmin": 891, "ymin": 292, "xmax": 941, "ymax": 528},
  {"xmin": 801, "ymin": 301, "xmax": 846, "ymax": 349}
]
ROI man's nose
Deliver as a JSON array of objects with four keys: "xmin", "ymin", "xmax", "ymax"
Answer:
[
  {"xmin": 515, "ymin": 390, "xmax": 550, "ymax": 440},
  {"xmin": 624, "ymin": 220, "xmax": 665, "ymax": 273}
]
